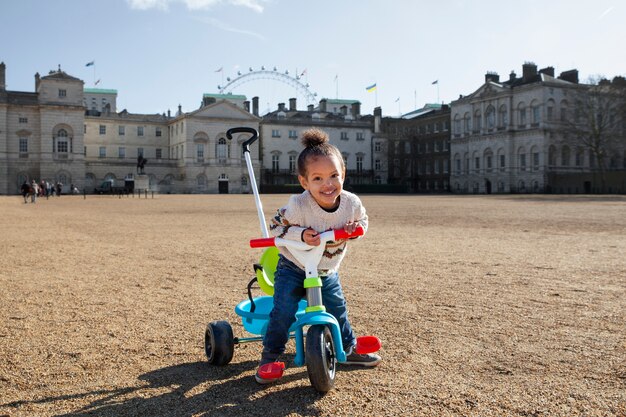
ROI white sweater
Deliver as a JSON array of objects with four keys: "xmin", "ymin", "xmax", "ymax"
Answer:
[{"xmin": 269, "ymin": 190, "xmax": 368, "ymax": 275}]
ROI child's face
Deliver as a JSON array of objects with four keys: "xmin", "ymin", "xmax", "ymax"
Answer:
[{"xmin": 298, "ymin": 155, "xmax": 344, "ymax": 210}]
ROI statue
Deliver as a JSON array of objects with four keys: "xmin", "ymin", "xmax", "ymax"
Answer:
[{"xmin": 137, "ymin": 154, "xmax": 148, "ymax": 174}]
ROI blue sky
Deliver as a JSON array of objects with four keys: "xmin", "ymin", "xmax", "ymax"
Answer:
[{"xmin": 1, "ymin": 0, "xmax": 624, "ymax": 117}]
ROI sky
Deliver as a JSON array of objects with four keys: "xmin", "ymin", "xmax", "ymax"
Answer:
[{"xmin": 1, "ymin": 0, "xmax": 624, "ymax": 117}]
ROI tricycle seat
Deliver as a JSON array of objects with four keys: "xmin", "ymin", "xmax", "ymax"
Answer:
[{"xmin": 235, "ymin": 296, "xmax": 307, "ymax": 335}]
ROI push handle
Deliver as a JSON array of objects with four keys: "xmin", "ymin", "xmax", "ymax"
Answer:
[
  {"xmin": 250, "ymin": 237, "xmax": 275, "ymax": 248},
  {"xmin": 333, "ymin": 226, "xmax": 365, "ymax": 240},
  {"xmin": 226, "ymin": 127, "xmax": 258, "ymax": 153}
]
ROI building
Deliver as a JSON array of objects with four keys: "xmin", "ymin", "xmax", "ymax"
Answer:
[
  {"xmin": 0, "ymin": 63, "xmax": 86, "ymax": 194},
  {"xmin": 450, "ymin": 62, "xmax": 625, "ymax": 194},
  {"xmin": 382, "ymin": 104, "xmax": 451, "ymax": 192},
  {"xmin": 259, "ymin": 97, "xmax": 387, "ymax": 192}
]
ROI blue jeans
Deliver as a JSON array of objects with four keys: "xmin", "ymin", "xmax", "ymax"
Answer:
[{"xmin": 261, "ymin": 256, "xmax": 356, "ymax": 364}]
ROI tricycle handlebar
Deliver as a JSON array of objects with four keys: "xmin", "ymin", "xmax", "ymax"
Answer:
[{"xmin": 249, "ymin": 226, "xmax": 364, "ymax": 248}]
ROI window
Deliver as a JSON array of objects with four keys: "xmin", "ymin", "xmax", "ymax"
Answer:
[
  {"xmin": 562, "ymin": 146, "xmax": 570, "ymax": 166},
  {"xmin": 19, "ymin": 117, "xmax": 28, "ymax": 124},
  {"xmin": 99, "ymin": 146, "xmax": 106, "ymax": 158},
  {"xmin": 475, "ymin": 157, "xmax": 480, "ymax": 171},
  {"xmin": 272, "ymin": 154, "xmax": 280, "ymax": 172},
  {"xmin": 486, "ymin": 155, "xmax": 492, "ymax": 171},
  {"xmin": 404, "ymin": 142, "xmax": 411, "ymax": 154},
  {"xmin": 58, "ymin": 89, "xmax": 66, "ymax": 98},
  {"xmin": 500, "ymin": 155, "xmax": 505, "ymax": 171},
  {"xmin": 289, "ymin": 154, "xmax": 296, "ymax": 173},
  {"xmin": 19, "ymin": 137, "xmax": 28, "ymax": 153},
  {"xmin": 119, "ymin": 125, "xmax": 125, "ymax": 136},
  {"xmin": 156, "ymin": 127, "xmax": 162, "ymax": 137},
  {"xmin": 463, "ymin": 113, "xmax": 471, "ymax": 133},
  {"xmin": 356, "ymin": 155, "xmax": 363, "ymax": 173},
  {"xmin": 473, "ymin": 110, "xmax": 482, "ymax": 132},
  {"xmin": 99, "ymin": 125, "xmax": 106, "ymax": 135},
  {"xmin": 118, "ymin": 147, "xmax": 126, "ymax": 158},
  {"xmin": 455, "ymin": 158, "xmax": 461, "ymax": 174},
  {"xmin": 217, "ymin": 138, "xmax": 228, "ymax": 162},
  {"xmin": 375, "ymin": 159, "xmax": 381, "ymax": 170},
  {"xmin": 443, "ymin": 159, "xmax": 449, "ymax": 173},
  {"xmin": 288, "ymin": 130, "xmax": 297, "ymax": 139},
  {"xmin": 340, "ymin": 132, "xmax": 348, "ymax": 140},
  {"xmin": 57, "ymin": 129, "xmax": 69, "ymax": 153},
  {"xmin": 520, "ymin": 153, "xmax": 526, "ymax": 171},
  {"xmin": 434, "ymin": 160, "xmax": 440, "ymax": 174},
  {"xmin": 575, "ymin": 148, "xmax": 583, "ymax": 166},
  {"xmin": 196, "ymin": 143, "xmax": 204, "ymax": 162},
  {"xmin": 518, "ymin": 103, "xmax": 527, "ymax": 126},
  {"xmin": 532, "ymin": 104, "xmax": 541, "ymax": 125},
  {"xmin": 84, "ymin": 124, "xmax": 86, "ymax": 134},
  {"xmin": 486, "ymin": 106, "xmax": 495, "ymax": 129},
  {"xmin": 498, "ymin": 105, "xmax": 508, "ymax": 128},
  {"xmin": 374, "ymin": 142, "xmax": 381, "ymax": 152},
  {"xmin": 272, "ymin": 129, "xmax": 281, "ymax": 138},
  {"xmin": 533, "ymin": 152, "xmax": 540, "ymax": 169},
  {"xmin": 156, "ymin": 148, "xmax": 162, "ymax": 159},
  {"xmin": 137, "ymin": 126, "xmax": 144, "ymax": 136},
  {"xmin": 356, "ymin": 132, "xmax": 364, "ymax": 141}
]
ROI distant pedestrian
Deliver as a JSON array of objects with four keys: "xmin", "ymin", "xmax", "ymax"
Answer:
[
  {"xmin": 20, "ymin": 181, "xmax": 30, "ymax": 203},
  {"xmin": 30, "ymin": 180, "xmax": 38, "ymax": 203},
  {"xmin": 56, "ymin": 182, "xmax": 62, "ymax": 197}
]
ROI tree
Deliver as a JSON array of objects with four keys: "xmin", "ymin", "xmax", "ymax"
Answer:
[{"xmin": 562, "ymin": 76, "xmax": 626, "ymax": 192}]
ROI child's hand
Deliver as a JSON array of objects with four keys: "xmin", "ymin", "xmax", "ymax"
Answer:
[
  {"xmin": 302, "ymin": 228, "xmax": 321, "ymax": 246},
  {"xmin": 343, "ymin": 221, "xmax": 358, "ymax": 235}
]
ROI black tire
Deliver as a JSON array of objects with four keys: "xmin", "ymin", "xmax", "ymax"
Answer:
[
  {"xmin": 205, "ymin": 320, "xmax": 234, "ymax": 365},
  {"xmin": 305, "ymin": 325, "xmax": 336, "ymax": 393}
]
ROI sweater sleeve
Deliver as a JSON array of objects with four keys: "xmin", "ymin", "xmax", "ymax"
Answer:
[
  {"xmin": 269, "ymin": 196, "xmax": 308, "ymax": 241},
  {"xmin": 351, "ymin": 194, "xmax": 368, "ymax": 237}
]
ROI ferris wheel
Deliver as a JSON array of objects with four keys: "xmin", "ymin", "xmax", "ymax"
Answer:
[{"xmin": 218, "ymin": 67, "xmax": 318, "ymax": 105}]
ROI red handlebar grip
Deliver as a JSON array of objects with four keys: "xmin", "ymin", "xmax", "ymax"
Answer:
[
  {"xmin": 334, "ymin": 226, "xmax": 364, "ymax": 240},
  {"xmin": 250, "ymin": 237, "xmax": 276, "ymax": 248}
]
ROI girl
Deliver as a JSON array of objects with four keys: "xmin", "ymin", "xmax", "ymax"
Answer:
[{"xmin": 256, "ymin": 128, "xmax": 381, "ymax": 384}]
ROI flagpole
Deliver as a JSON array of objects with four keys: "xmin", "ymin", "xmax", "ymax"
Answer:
[
  {"xmin": 437, "ymin": 82, "xmax": 440, "ymax": 104},
  {"xmin": 335, "ymin": 75, "xmax": 338, "ymax": 99}
]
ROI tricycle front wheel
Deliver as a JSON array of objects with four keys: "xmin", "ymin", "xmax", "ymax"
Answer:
[
  {"xmin": 205, "ymin": 321, "xmax": 234, "ymax": 365},
  {"xmin": 305, "ymin": 325, "xmax": 336, "ymax": 392}
]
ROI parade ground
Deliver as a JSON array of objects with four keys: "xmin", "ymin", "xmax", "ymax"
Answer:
[{"xmin": 0, "ymin": 193, "xmax": 624, "ymax": 416}]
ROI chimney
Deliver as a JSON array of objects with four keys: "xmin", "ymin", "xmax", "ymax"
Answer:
[
  {"xmin": 539, "ymin": 66, "xmax": 555, "ymax": 77},
  {"xmin": 522, "ymin": 62, "xmax": 537, "ymax": 81},
  {"xmin": 0, "ymin": 62, "xmax": 5, "ymax": 91},
  {"xmin": 509, "ymin": 71, "xmax": 517, "ymax": 82},
  {"xmin": 340, "ymin": 105, "xmax": 347, "ymax": 116},
  {"xmin": 176, "ymin": 104, "xmax": 182, "ymax": 116},
  {"xmin": 485, "ymin": 72, "xmax": 500, "ymax": 83},
  {"xmin": 278, "ymin": 102, "xmax": 286, "ymax": 112},
  {"xmin": 252, "ymin": 96, "xmax": 259, "ymax": 116},
  {"xmin": 351, "ymin": 102, "xmax": 361, "ymax": 118},
  {"xmin": 558, "ymin": 69, "xmax": 579, "ymax": 84},
  {"xmin": 308, "ymin": 104, "xmax": 314, "ymax": 112},
  {"xmin": 167, "ymin": 109, "xmax": 171, "ymax": 118},
  {"xmin": 289, "ymin": 98, "xmax": 296, "ymax": 111},
  {"xmin": 319, "ymin": 99, "xmax": 327, "ymax": 113},
  {"xmin": 244, "ymin": 100, "xmax": 250, "ymax": 112},
  {"xmin": 374, "ymin": 107, "xmax": 382, "ymax": 133}
]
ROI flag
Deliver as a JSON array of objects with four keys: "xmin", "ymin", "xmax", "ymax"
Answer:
[
  {"xmin": 215, "ymin": 67, "xmax": 223, "ymax": 72},
  {"xmin": 85, "ymin": 61, "xmax": 95, "ymax": 67},
  {"xmin": 395, "ymin": 97, "xmax": 400, "ymax": 102},
  {"xmin": 300, "ymin": 69, "xmax": 307, "ymax": 76},
  {"xmin": 431, "ymin": 80, "xmax": 438, "ymax": 85},
  {"xmin": 95, "ymin": 79, "xmax": 101, "ymax": 85},
  {"xmin": 366, "ymin": 83, "xmax": 377, "ymax": 92}
]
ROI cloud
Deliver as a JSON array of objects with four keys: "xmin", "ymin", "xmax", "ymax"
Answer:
[
  {"xmin": 193, "ymin": 16, "xmax": 266, "ymax": 40},
  {"xmin": 126, "ymin": 0, "xmax": 265, "ymax": 12}
]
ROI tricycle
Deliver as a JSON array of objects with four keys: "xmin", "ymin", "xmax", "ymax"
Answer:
[{"xmin": 204, "ymin": 127, "xmax": 381, "ymax": 393}]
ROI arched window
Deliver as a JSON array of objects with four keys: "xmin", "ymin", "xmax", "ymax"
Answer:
[
  {"xmin": 546, "ymin": 99, "xmax": 555, "ymax": 122},
  {"xmin": 560, "ymin": 100, "xmax": 568, "ymax": 122},
  {"xmin": 485, "ymin": 106, "xmax": 495, "ymax": 130},
  {"xmin": 196, "ymin": 175, "xmax": 207, "ymax": 189},
  {"xmin": 453, "ymin": 114, "xmax": 461, "ymax": 135},
  {"xmin": 473, "ymin": 109, "xmax": 482, "ymax": 132},
  {"xmin": 531, "ymin": 100, "xmax": 541, "ymax": 125},
  {"xmin": 463, "ymin": 112, "xmax": 471, "ymax": 134},
  {"xmin": 484, "ymin": 148, "xmax": 494, "ymax": 172},
  {"xmin": 518, "ymin": 146, "xmax": 527, "ymax": 171},
  {"xmin": 562, "ymin": 146, "xmax": 571, "ymax": 166},
  {"xmin": 498, "ymin": 105, "xmax": 508, "ymax": 128},
  {"xmin": 530, "ymin": 146, "xmax": 540, "ymax": 170},
  {"xmin": 56, "ymin": 129, "xmax": 69, "ymax": 154},
  {"xmin": 548, "ymin": 145, "xmax": 557, "ymax": 166},
  {"xmin": 216, "ymin": 137, "xmax": 229, "ymax": 162},
  {"xmin": 517, "ymin": 102, "xmax": 527, "ymax": 127}
]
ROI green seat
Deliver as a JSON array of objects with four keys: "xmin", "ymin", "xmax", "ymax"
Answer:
[{"xmin": 255, "ymin": 247, "xmax": 279, "ymax": 296}]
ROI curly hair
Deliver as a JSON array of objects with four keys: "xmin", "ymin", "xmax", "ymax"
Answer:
[{"xmin": 297, "ymin": 128, "xmax": 345, "ymax": 177}]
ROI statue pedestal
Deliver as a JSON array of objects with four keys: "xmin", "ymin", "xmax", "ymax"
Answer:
[{"xmin": 135, "ymin": 174, "xmax": 149, "ymax": 191}]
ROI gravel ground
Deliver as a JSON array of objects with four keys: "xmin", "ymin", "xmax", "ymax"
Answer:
[{"xmin": 0, "ymin": 193, "xmax": 625, "ymax": 417}]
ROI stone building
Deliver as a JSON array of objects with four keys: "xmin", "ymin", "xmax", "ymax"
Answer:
[
  {"xmin": 382, "ymin": 104, "xmax": 451, "ymax": 192},
  {"xmin": 0, "ymin": 63, "xmax": 86, "ymax": 194},
  {"xmin": 450, "ymin": 62, "xmax": 626, "ymax": 194},
  {"xmin": 260, "ymin": 97, "xmax": 387, "ymax": 191}
]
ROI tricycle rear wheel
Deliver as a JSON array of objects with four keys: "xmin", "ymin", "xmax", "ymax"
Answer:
[
  {"xmin": 205, "ymin": 321, "xmax": 234, "ymax": 365},
  {"xmin": 305, "ymin": 325, "xmax": 336, "ymax": 392}
]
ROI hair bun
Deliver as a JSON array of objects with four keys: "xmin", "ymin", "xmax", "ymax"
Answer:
[{"xmin": 301, "ymin": 128, "xmax": 329, "ymax": 148}]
